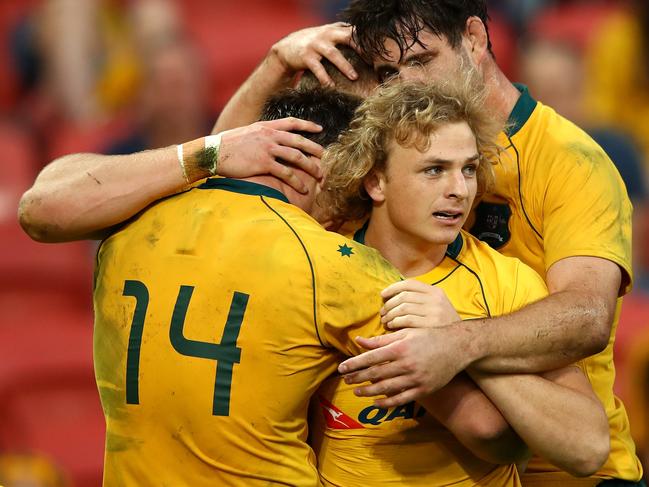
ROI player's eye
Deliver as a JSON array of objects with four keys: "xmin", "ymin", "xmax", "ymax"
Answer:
[
  {"xmin": 424, "ymin": 166, "xmax": 443, "ymax": 176},
  {"xmin": 377, "ymin": 67, "xmax": 399, "ymax": 83},
  {"xmin": 462, "ymin": 164, "xmax": 478, "ymax": 176}
]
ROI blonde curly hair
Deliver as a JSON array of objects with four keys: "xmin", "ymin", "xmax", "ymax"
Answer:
[{"xmin": 320, "ymin": 75, "xmax": 504, "ymax": 222}]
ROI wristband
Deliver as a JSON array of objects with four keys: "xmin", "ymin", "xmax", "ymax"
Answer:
[
  {"xmin": 176, "ymin": 134, "xmax": 222, "ymax": 183},
  {"xmin": 176, "ymin": 143, "xmax": 190, "ymax": 184},
  {"xmin": 203, "ymin": 133, "xmax": 222, "ymax": 176}
]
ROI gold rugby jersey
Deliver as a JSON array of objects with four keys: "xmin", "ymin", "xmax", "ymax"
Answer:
[
  {"xmin": 310, "ymin": 228, "xmax": 545, "ymax": 486},
  {"xmin": 93, "ymin": 177, "xmax": 402, "ymax": 487},
  {"xmin": 469, "ymin": 85, "xmax": 642, "ymax": 483}
]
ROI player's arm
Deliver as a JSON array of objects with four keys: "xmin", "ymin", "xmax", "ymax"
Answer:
[
  {"xmin": 19, "ymin": 118, "xmax": 324, "ymax": 242},
  {"xmin": 471, "ymin": 143, "xmax": 630, "ymax": 372},
  {"xmin": 338, "ymin": 260, "xmax": 620, "ymax": 401},
  {"xmin": 213, "ymin": 22, "xmax": 358, "ymax": 133},
  {"xmin": 470, "ymin": 256, "xmax": 620, "ymax": 372},
  {"xmin": 468, "ymin": 365, "xmax": 610, "ymax": 477},
  {"xmin": 419, "ymin": 373, "xmax": 529, "ymax": 465}
]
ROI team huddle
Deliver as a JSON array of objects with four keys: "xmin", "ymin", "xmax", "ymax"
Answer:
[{"xmin": 19, "ymin": 0, "xmax": 645, "ymax": 486}]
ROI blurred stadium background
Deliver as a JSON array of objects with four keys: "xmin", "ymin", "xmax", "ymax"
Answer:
[{"xmin": 0, "ymin": 0, "xmax": 647, "ymax": 485}]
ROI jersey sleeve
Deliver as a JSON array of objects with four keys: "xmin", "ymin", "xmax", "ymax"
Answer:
[
  {"xmin": 508, "ymin": 260, "xmax": 549, "ymax": 314},
  {"xmin": 542, "ymin": 140, "xmax": 633, "ymax": 295},
  {"xmin": 313, "ymin": 238, "xmax": 403, "ymax": 356}
]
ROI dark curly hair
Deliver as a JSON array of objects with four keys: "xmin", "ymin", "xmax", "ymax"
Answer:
[
  {"xmin": 260, "ymin": 87, "xmax": 362, "ymax": 147},
  {"xmin": 341, "ymin": 0, "xmax": 492, "ymax": 62}
]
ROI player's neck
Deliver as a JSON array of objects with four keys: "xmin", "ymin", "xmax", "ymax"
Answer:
[
  {"xmin": 364, "ymin": 217, "xmax": 447, "ymax": 278},
  {"xmin": 243, "ymin": 175, "xmax": 316, "ymax": 213},
  {"xmin": 483, "ymin": 60, "xmax": 521, "ymax": 125},
  {"xmin": 242, "ymin": 175, "xmax": 285, "ymax": 195}
]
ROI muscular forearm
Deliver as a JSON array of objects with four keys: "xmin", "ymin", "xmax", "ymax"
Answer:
[
  {"xmin": 19, "ymin": 147, "xmax": 197, "ymax": 242},
  {"xmin": 469, "ymin": 290, "xmax": 610, "ymax": 373},
  {"xmin": 212, "ymin": 49, "xmax": 294, "ymax": 134},
  {"xmin": 469, "ymin": 368, "xmax": 609, "ymax": 477},
  {"xmin": 19, "ymin": 119, "xmax": 324, "ymax": 243},
  {"xmin": 419, "ymin": 373, "xmax": 528, "ymax": 464}
]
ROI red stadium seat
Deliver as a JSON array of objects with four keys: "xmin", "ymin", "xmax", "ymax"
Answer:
[
  {"xmin": 527, "ymin": 2, "xmax": 620, "ymax": 53},
  {"xmin": 179, "ymin": 0, "xmax": 325, "ymax": 112},
  {"xmin": 614, "ymin": 294, "xmax": 649, "ymax": 450},
  {"xmin": 45, "ymin": 115, "xmax": 133, "ymax": 162},
  {"xmin": 0, "ymin": 366, "xmax": 104, "ymax": 487},
  {"xmin": 0, "ymin": 260, "xmax": 102, "ymax": 486},
  {"xmin": 0, "ymin": 119, "xmax": 39, "ymax": 225},
  {"xmin": 0, "ymin": 114, "xmax": 101, "ymax": 485},
  {"xmin": 487, "ymin": 10, "xmax": 517, "ymax": 80}
]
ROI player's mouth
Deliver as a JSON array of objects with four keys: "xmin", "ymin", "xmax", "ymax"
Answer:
[{"xmin": 432, "ymin": 210, "xmax": 463, "ymax": 224}]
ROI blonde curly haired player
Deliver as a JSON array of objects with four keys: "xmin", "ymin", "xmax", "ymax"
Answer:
[
  {"xmin": 321, "ymin": 77, "xmax": 500, "ymax": 223},
  {"xmin": 309, "ymin": 79, "xmax": 609, "ymax": 487}
]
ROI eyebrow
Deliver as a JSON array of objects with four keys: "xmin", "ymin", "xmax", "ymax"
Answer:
[
  {"xmin": 374, "ymin": 62, "xmax": 399, "ymax": 73},
  {"xmin": 401, "ymin": 51, "xmax": 436, "ymax": 65},
  {"xmin": 421, "ymin": 154, "xmax": 480, "ymax": 166},
  {"xmin": 375, "ymin": 50, "xmax": 436, "ymax": 73}
]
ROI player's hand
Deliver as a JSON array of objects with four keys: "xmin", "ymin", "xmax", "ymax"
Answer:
[
  {"xmin": 380, "ymin": 280, "xmax": 461, "ymax": 329},
  {"xmin": 338, "ymin": 324, "xmax": 475, "ymax": 408},
  {"xmin": 217, "ymin": 118, "xmax": 324, "ymax": 194},
  {"xmin": 271, "ymin": 22, "xmax": 358, "ymax": 87}
]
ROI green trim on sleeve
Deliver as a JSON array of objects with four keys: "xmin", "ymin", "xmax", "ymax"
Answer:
[{"xmin": 506, "ymin": 84, "xmax": 538, "ymax": 137}]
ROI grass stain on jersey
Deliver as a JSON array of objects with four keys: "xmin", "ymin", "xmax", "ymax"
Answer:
[
  {"xmin": 105, "ymin": 431, "xmax": 143, "ymax": 452},
  {"xmin": 566, "ymin": 142, "xmax": 607, "ymax": 168},
  {"xmin": 145, "ymin": 218, "xmax": 164, "ymax": 248}
]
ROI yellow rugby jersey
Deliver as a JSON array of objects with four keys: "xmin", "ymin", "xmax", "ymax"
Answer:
[
  {"xmin": 310, "ymin": 228, "xmax": 546, "ymax": 487},
  {"xmin": 469, "ymin": 85, "xmax": 642, "ymax": 483},
  {"xmin": 93, "ymin": 177, "xmax": 403, "ymax": 487}
]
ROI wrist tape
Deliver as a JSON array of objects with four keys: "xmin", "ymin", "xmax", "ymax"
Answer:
[{"xmin": 176, "ymin": 133, "xmax": 222, "ymax": 183}]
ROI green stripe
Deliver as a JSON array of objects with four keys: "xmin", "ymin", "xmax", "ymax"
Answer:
[
  {"xmin": 506, "ymin": 84, "xmax": 537, "ymax": 137},
  {"xmin": 260, "ymin": 196, "xmax": 324, "ymax": 347},
  {"xmin": 445, "ymin": 234, "xmax": 463, "ymax": 259},
  {"xmin": 198, "ymin": 178, "xmax": 289, "ymax": 203}
]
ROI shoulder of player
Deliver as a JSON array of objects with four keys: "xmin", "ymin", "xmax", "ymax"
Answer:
[
  {"xmin": 458, "ymin": 231, "xmax": 547, "ymax": 311},
  {"xmin": 262, "ymin": 203, "xmax": 401, "ymax": 281},
  {"xmin": 458, "ymin": 230, "xmax": 525, "ymax": 273},
  {"xmin": 517, "ymin": 101, "xmax": 615, "ymax": 174},
  {"xmin": 457, "ymin": 230, "xmax": 534, "ymax": 282},
  {"xmin": 309, "ymin": 228, "xmax": 400, "ymax": 278}
]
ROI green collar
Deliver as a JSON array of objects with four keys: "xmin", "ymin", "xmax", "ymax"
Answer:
[
  {"xmin": 198, "ymin": 177, "xmax": 289, "ymax": 203},
  {"xmin": 353, "ymin": 219, "xmax": 463, "ymax": 259},
  {"xmin": 506, "ymin": 84, "xmax": 537, "ymax": 137},
  {"xmin": 446, "ymin": 233, "xmax": 463, "ymax": 259}
]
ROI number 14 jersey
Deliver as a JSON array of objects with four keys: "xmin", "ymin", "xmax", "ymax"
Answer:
[{"xmin": 93, "ymin": 178, "xmax": 402, "ymax": 486}]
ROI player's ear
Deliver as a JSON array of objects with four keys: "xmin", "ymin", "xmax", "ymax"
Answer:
[
  {"xmin": 463, "ymin": 16, "xmax": 489, "ymax": 65},
  {"xmin": 363, "ymin": 169, "xmax": 386, "ymax": 203}
]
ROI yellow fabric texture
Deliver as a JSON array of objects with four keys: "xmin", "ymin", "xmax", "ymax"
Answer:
[
  {"xmin": 310, "ymin": 230, "xmax": 544, "ymax": 486},
  {"xmin": 93, "ymin": 178, "xmax": 402, "ymax": 486},
  {"xmin": 472, "ymin": 91, "xmax": 641, "ymax": 483}
]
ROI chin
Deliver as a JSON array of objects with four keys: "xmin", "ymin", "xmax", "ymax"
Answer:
[{"xmin": 424, "ymin": 227, "xmax": 462, "ymax": 246}]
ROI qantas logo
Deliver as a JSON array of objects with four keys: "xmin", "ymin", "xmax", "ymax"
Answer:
[
  {"xmin": 318, "ymin": 397, "xmax": 428, "ymax": 429},
  {"xmin": 358, "ymin": 402, "xmax": 427, "ymax": 425},
  {"xmin": 317, "ymin": 396, "xmax": 364, "ymax": 429}
]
